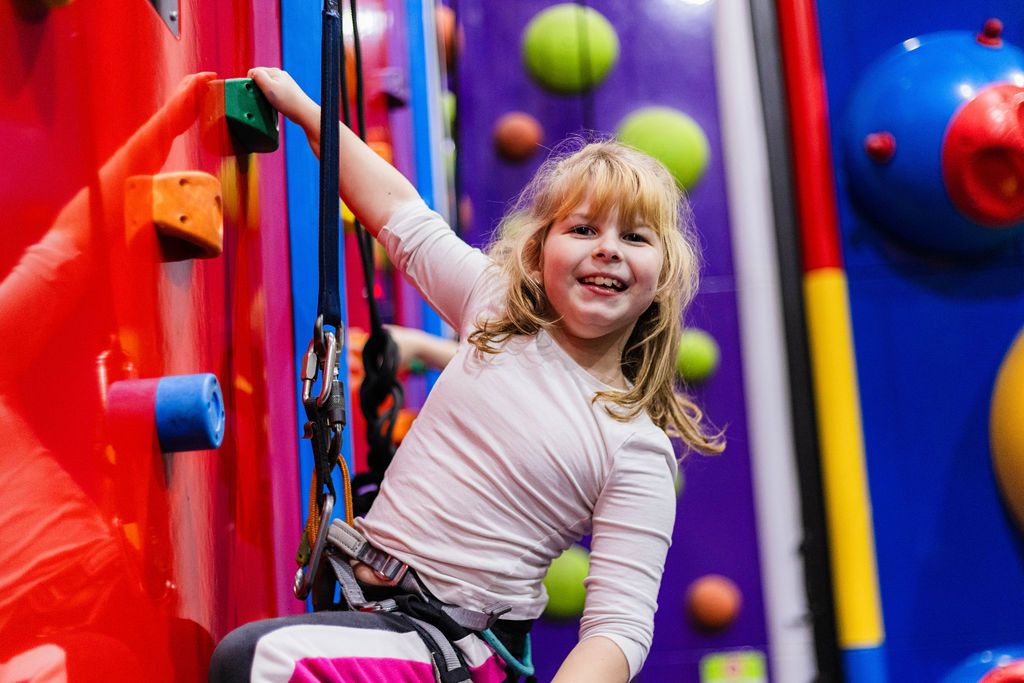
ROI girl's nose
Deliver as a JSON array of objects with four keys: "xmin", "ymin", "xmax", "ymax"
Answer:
[{"xmin": 593, "ymin": 240, "xmax": 621, "ymax": 261}]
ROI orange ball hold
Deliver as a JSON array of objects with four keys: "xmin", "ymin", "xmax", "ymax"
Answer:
[
  {"xmin": 493, "ymin": 112, "xmax": 544, "ymax": 162},
  {"xmin": 458, "ymin": 196, "xmax": 474, "ymax": 230},
  {"xmin": 391, "ymin": 408, "xmax": 418, "ymax": 445},
  {"xmin": 686, "ymin": 574, "xmax": 742, "ymax": 632},
  {"xmin": 436, "ymin": 5, "xmax": 459, "ymax": 71}
]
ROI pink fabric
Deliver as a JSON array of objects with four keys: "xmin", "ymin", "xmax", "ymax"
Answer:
[
  {"xmin": 288, "ymin": 653, "xmax": 507, "ymax": 683},
  {"xmin": 290, "ymin": 657, "xmax": 434, "ymax": 682},
  {"xmin": 467, "ymin": 654, "xmax": 508, "ymax": 683}
]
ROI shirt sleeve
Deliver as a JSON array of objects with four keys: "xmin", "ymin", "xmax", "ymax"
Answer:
[
  {"xmin": 580, "ymin": 432, "xmax": 678, "ymax": 679},
  {"xmin": 378, "ymin": 200, "xmax": 497, "ymax": 334}
]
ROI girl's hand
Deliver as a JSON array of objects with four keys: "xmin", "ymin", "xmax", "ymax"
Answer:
[
  {"xmin": 247, "ymin": 67, "xmax": 318, "ymax": 128},
  {"xmin": 351, "ymin": 560, "xmax": 394, "ymax": 587}
]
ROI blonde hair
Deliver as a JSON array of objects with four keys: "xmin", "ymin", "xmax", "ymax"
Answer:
[{"xmin": 468, "ymin": 138, "xmax": 724, "ymax": 455}]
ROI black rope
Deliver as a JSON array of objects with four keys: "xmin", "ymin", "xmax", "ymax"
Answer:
[{"xmin": 340, "ymin": 0, "xmax": 404, "ymax": 513}]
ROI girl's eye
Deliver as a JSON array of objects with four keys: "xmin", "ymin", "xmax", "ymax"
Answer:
[
  {"xmin": 571, "ymin": 224, "xmax": 595, "ymax": 235},
  {"xmin": 623, "ymin": 232, "xmax": 648, "ymax": 243}
]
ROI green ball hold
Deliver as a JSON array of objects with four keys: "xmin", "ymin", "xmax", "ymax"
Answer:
[
  {"xmin": 522, "ymin": 4, "xmax": 619, "ymax": 94},
  {"xmin": 543, "ymin": 544, "xmax": 590, "ymax": 619},
  {"xmin": 676, "ymin": 328, "xmax": 720, "ymax": 383},
  {"xmin": 442, "ymin": 90, "xmax": 456, "ymax": 131},
  {"xmin": 617, "ymin": 107, "xmax": 710, "ymax": 189}
]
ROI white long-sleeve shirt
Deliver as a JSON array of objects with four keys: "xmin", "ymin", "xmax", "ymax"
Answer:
[{"xmin": 356, "ymin": 201, "xmax": 678, "ymax": 678}]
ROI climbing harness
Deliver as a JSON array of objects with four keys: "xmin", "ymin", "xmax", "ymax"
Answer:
[{"xmin": 323, "ymin": 519, "xmax": 537, "ymax": 682}]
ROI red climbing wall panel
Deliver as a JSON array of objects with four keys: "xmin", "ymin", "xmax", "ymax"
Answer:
[{"xmin": 0, "ymin": 1, "xmax": 300, "ymax": 680}]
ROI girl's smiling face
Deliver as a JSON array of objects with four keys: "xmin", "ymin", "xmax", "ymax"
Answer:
[{"xmin": 541, "ymin": 201, "xmax": 665, "ymax": 347}]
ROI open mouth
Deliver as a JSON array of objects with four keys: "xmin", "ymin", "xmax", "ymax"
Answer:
[{"xmin": 578, "ymin": 275, "xmax": 627, "ymax": 292}]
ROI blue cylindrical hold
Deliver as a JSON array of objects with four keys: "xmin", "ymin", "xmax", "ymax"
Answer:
[{"xmin": 155, "ymin": 373, "xmax": 225, "ymax": 452}]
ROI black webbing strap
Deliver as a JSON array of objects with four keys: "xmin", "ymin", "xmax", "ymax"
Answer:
[
  {"xmin": 294, "ymin": 0, "xmax": 347, "ymax": 603},
  {"xmin": 318, "ymin": 0, "xmax": 343, "ymax": 331}
]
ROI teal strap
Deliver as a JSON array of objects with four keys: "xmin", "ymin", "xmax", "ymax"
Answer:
[{"xmin": 480, "ymin": 629, "xmax": 534, "ymax": 677}]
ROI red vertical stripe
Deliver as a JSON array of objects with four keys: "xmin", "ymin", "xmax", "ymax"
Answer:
[{"xmin": 776, "ymin": 0, "xmax": 845, "ymax": 272}]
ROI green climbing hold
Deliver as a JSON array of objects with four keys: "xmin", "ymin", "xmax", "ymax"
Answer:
[
  {"xmin": 675, "ymin": 328, "xmax": 720, "ymax": 384},
  {"xmin": 543, "ymin": 544, "xmax": 590, "ymax": 619},
  {"xmin": 617, "ymin": 107, "xmax": 710, "ymax": 189},
  {"xmin": 522, "ymin": 4, "xmax": 619, "ymax": 94},
  {"xmin": 442, "ymin": 90, "xmax": 457, "ymax": 131},
  {"xmin": 225, "ymin": 78, "xmax": 279, "ymax": 153}
]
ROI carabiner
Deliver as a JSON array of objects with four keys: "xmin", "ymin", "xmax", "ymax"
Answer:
[
  {"xmin": 300, "ymin": 329, "xmax": 339, "ymax": 407},
  {"xmin": 293, "ymin": 492, "xmax": 335, "ymax": 600},
  {"xmin": 317, "ymin": 332, "xmax": 338, "ymax": 407},
  {"xmin": 300, "ymin": 340, "xmax": 320, "ymax": 404}
]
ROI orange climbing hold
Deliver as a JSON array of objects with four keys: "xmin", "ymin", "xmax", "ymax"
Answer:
[
  {"xmin": 686, "ymin": 574, "xmax": 742, "ymax": 632},
  {"xmin": 125, "ymin": 172, "xmax": 224, "ymax": 261}
]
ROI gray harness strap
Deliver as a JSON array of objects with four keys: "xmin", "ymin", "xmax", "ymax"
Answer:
[
  {"xmin": 324, "ymin": 552, "xmax": 375, "ymax": 609},
  {"xmin": 404, "ymin": 615, "xmax": 470, "ymax": 682},
  {"xmin": 328, "ymin": 519, "xmax": 412, "ymax": 586}
]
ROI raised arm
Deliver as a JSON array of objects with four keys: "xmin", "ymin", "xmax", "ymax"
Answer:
[{"xmin": 248, "ymin": 67, "xmax": 420, "ymax": 236}]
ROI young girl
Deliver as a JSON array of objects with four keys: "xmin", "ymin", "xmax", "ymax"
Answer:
[{"xmin": 210, "ymin": 67, "xmax": 723, "ymax": 683}]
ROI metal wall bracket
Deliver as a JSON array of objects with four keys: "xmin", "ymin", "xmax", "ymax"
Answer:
[{"xmin": 149, "ymin": 0, "xmax": 179, "ymax": 38}]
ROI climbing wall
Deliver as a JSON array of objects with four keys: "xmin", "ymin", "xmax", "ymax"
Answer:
[
  {"xmin": 0, "ymin": 1, "xmax": 299, "ymax": 679},
  {"xmin": 455, "ymin": 2, "xmax": 772, "ymax": 680}
]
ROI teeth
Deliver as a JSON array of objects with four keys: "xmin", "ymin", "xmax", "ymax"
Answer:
[{"xmin": 581, "ymin": 276, "xmax": 624, "ymax": 290}]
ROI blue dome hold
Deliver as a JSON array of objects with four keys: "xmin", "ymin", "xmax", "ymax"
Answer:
[{"xmin": 843, "ymin": 25, "xmax": 1024, "ymax": 253}]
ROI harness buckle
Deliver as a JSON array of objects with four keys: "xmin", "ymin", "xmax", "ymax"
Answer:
[
  {"xmin": 292, "ymin": 492, "xmax": 335, "ymax": 599},
  {"xmin": 374, "ymin": 556, "xmax": 409, "ymax": 586},
  {"xmin": 355, "ymin": 544, "xmax": 409, "ymax": 585}
]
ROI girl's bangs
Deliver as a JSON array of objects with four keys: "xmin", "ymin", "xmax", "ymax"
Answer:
[{"xmin": 547, "ymin": 154, "xmax": 674, "ymax": 233}]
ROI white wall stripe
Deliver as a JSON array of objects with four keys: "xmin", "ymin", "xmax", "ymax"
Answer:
[
  {"xmin": 714, "ymin": 1, "xmax": 817, "ymax": 681},
  {"xmin": 251, "ymin": 624, "xmax": 433, "ymax": 682}
]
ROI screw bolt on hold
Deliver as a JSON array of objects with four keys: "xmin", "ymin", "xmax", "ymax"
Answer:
[
  {"xmin": 977, "ymin": 18, "xmax": 1003, "ymax": 47},
  {"xmin": 865, "ymin": 132, "xmax": 896, "ymax": 163}
]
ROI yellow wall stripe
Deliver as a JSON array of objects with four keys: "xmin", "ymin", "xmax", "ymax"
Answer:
[{"xmin": 804, "ymin": 267, "xmax": 884, "ymax": 647}]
